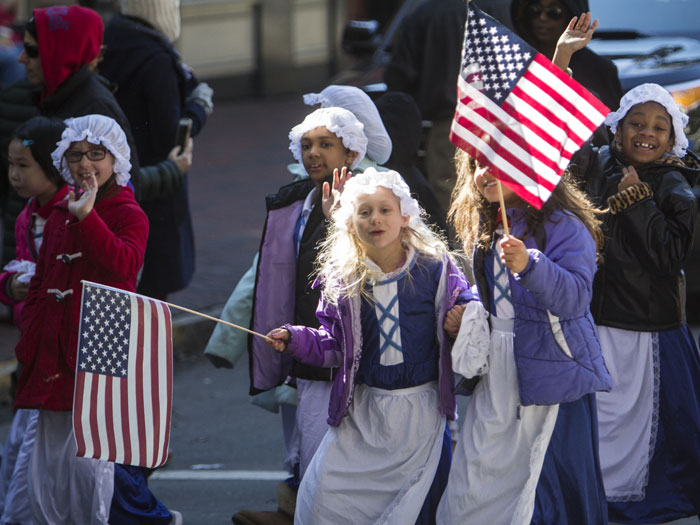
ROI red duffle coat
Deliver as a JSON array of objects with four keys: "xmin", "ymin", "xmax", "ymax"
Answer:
[{"xmin": 14, "ymin": 185, "xmax": 148, "ymax": 411}]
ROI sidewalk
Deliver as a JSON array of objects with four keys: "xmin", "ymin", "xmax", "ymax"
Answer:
[{"xmin": 0, "ymin": 93, "xmax": 311, "ymax": 405}]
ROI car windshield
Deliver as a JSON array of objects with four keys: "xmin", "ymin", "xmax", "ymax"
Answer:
[{"xmin": 590, "ymin": 0, "xmax": 700, "ymax": 37}]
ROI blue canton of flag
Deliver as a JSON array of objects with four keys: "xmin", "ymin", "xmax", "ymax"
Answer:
[
  {"xmin": 450, "ymin": 2, "xmax": 609, "ymax": 208},
  {"xmin": 73, "ymin": 281, "xmax": 173, "ymax": 469},
  {"xmin": 461, "ymin": 9, "xmax": 534, "ymax": 104},
  {"xmin": 78, "ymin": 285, "xmax": 131, "ymax": 378}
]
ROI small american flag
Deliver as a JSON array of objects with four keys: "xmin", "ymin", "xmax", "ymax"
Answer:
[
  {"xmin": 450, "ymin": 3, "xmax": 609, "ymax": 208},
  {"xmin": 73, "ymin": 281, "xmax": 173, "ymax": 468}
]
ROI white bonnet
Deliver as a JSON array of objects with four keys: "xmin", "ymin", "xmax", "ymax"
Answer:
[
  {"xmin": 605, "ymin": 83, "xmax": 689, "ymax": 157},
  {"xmin": 303, "ymin": 85, "xmax": 392, "ymax": 164},
  {"xmin": 289, "ymin": 107, "xmax": 368, "ymax": 171},
  {"xmin": 335, "ymin": 167, "xmax": 421, "ymax": 229},
  {"xmin": 52, "ymin": 114, "xmax": 132, "ymax": 187}
]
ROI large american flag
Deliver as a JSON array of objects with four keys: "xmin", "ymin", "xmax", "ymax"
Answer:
[
  {"xmin": 73, "ymin": 281, "xmax": 173, "ymax": 468},
  {"xmin": 450, "ymin": 2, "xmax": 609, "ymax": 208}
]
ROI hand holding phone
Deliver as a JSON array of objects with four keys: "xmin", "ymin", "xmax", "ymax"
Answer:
[{"xmin": 174, "ymin": 118, "xmax": 193, "ymax": 154}]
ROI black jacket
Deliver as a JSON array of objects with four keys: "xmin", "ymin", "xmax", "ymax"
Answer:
[
  {"xmin": 375, "ymin": 91, "xmax": 448, "ymax": 233},
  {"xmin": 383, "ymin": 0, "xmax": 467, "ymax": 121},
  {"xmin": 576, "ymin": 144, "xmax": 699, "ymax": 331},
  {"xmin": 100, "ymin": 14, "xmax": 208, "ymax": 297},
  {"xmin": 37, "ymin": 67, "xmax": 141, "ymax": 199}
]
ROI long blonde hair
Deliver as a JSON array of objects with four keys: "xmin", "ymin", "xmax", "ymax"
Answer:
[
  {"xmin": 449, "ymin": 150, "xmax": 604, "ymax": 258},
  {"xmin": 316, "ymin": 193, "xmax": 449, "ymax": 306}
]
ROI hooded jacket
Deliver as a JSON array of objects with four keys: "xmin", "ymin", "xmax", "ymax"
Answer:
[
  {"xmin": 33, "ymin": 6, "xmax": 102, "ymax": 101},
  {"xmin": 31, "ymin": 7, "xmax": 141, "ymax": 199},
  {"xmin": 472, "ymin": 207, "xmax": 612, "ymax": 406},
  {"xmin": 575, "ymin": 144, "xmax": 700, "ymax": 331},
  {"xmin": 510, "ymin": 0, "xmax": 622, "ymax": 111}
]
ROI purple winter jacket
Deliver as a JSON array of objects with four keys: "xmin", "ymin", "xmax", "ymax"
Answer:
[
  {"xmin": 473, "ymin": 207, "xmax": 613, "ymax": 406},
  {"xmin": 283, "ymin": 253, "xmax": 475, "ymax": 427}
]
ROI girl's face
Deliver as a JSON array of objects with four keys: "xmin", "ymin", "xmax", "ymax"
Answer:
[
  {"xmin": 615, "ymin": 101, "xmax": 674, "ymax": 167},
  {"xmin": 7, "ymin": 138, "xmax": 58, "ymax": 205},
  {"xmin": 65, "ymin": 139, "xmax": 115, "ymax": 189},
  {"xmin": 300, "ymin": 126, "xmax": 358, "ymax": 186},
  {"xmin": 473, "ymin": 161, "xmax": 519, "ymax": 208},
  {"xmin": 349, "ymin": 187, "xmax": 409, "ymax": 261}
]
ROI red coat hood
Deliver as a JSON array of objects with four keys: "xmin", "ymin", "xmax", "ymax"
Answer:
[{"xmin": 34, "ymin": 6, "xmax": 103, "ymax": 100}]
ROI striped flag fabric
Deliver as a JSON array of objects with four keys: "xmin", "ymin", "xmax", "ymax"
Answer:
[
  {"xmin": 73, "ymin": 281, "xmax": 173, "ymax": 469},
  {"xmin": 450, "ymin": 2, "xmax": 610, "ymax": 208}
]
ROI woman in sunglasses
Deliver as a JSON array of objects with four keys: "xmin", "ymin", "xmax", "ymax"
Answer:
[{"xmin": 510, "ymin": 0, "xmax": 622, "ymax": 111}]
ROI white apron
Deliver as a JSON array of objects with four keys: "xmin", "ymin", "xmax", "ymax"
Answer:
[
  {"xmin": 295, "ymin": 381, "xmax": 445, "ymax": 525},
  {"xmin": 29, "ymin": 410, "xmax": 114, "ymax": 525},
  {"xmin": 596, "ymin": 326, "xmax": 657, "ymax": 501},
  {"xmin": 437, "ymin": 317, "xmax": 558, "ymax": 525}
]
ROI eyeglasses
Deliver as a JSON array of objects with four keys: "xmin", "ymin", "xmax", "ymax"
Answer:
[
  {"xmin": 23, "ymin": 42, "xmax": 39, "ymax": 59},
  {"xmin": 526, "ymin": 4, "xmax": 565, "ymax": 20},
  {"xmin": 64, "ymin": 149, "xmax": 107, "ymax": 163}
]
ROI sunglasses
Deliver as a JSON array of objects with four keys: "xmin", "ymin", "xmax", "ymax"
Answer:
[
  {"xmin": 23, "ymin": 42, "xmax": 40, "ymax": 58},
  {"xmin": 526, "ymin": 4, "xmax": 566, "ymax": 20},
  {"xmin": 65, "ymin": 149, "xmax": 107, "ymax": 163}
]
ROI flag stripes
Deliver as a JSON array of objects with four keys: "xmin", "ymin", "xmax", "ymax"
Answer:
[
  {"xmin": 450, "ymin": 4, "xmax": 609, "ymax": 208},
  {"xmin": 73, "ymin": 282, "xmax": 173, "ymax": 469}
]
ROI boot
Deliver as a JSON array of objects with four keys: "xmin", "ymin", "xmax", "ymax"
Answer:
[{"xmin": 232, "ymin": 481, "xmax": 296, "ymax": 525}]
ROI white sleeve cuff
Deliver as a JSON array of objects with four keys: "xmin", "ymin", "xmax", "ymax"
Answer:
[{"xmin": 451, "ymin": 301, "xmax": 490, "ymax": 378}]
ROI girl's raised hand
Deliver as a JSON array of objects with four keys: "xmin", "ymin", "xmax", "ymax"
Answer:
[
  {"xmin": 322, "ymin": 167, "xmax": 352, "ymax": 218},
  {"xmin": 444, "ymin": 304, "xmax": 467, "ymax": 339},
  {"xmin": 67, "ymin": 173, "xmax": 98, "ymax": 221},
  {"xmin": 500, "ymin": 235, "xmax": 530, "ymax": 274},
  {"xmin": 619, "ymin": 165, "xmax": 642, "ymax": 192},
  {"xmin": 266, "ymin": 327, "xmax": 291, "ymax": 353},
  {"xmin": 553, "ymin": 12, "xmax": 598, "ymax": 72}
]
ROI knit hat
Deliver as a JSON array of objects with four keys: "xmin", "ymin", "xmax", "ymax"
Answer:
[
  {"xmin": 120, "ymin": 0, "xmax": 181, "ymax": 42},
  {"xmin": 303, "ymin": 86, "xmax": 392, "ymax": 164}
]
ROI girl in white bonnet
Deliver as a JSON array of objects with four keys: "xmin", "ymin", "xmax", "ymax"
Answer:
[
  {"xmin": 576, "ymin": 83, "xmax": 700, "ymax": 521},
  {"xmin": 265, "ymin": 167, "xmax": 477, "ymax": 524}
]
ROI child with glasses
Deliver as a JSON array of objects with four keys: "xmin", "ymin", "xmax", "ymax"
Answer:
[{"xmin": 10, "ymin": 114, "xmax": 179, "ymax": 524}]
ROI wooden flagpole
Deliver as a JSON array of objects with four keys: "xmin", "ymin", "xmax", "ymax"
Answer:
[
  {"xmin": 496, "ymin": 180, "xmax": 510, "ymax": 236},
  {"xmin": 80, "ymin": 280, "xmax": 273, "ymax": 342},
  {"xmin": 163, "ymin": 302, "xmax": 273, "ymax": 342}
]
